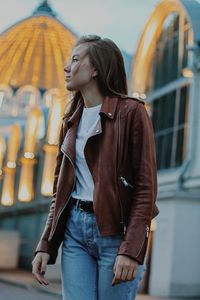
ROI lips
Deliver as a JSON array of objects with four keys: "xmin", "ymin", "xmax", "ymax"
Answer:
[{"xmin": 65, "ymin": 77, "xmax": 71, "ymax": 82}]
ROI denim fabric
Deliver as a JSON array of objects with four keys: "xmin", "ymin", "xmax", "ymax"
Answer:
[{"xmin": 61, "ymin": 204, "xmax": 145, "ymax": 300}]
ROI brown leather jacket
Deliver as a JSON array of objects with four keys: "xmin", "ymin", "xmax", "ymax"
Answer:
[{"xmin": 35, "ymin": 95, "xmax": 158, "ymax": 265}]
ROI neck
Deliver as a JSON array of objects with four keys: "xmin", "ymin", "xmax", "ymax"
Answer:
[{"xmin": 80, "ymin": 84, "xmax": 104, "ymax": 108}]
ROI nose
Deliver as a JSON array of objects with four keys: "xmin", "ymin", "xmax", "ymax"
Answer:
[{"xmin": 64, "ymin": 63, "xmax": 71, "ymax": 74}]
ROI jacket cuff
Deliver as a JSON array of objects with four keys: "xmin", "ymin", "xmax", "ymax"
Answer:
[
  {"xmin": 117, "ymin": 221, "xmax": 150, "ymax": 265},
  {"xmin": 34, "ymin": 240, "xmax": 58, "ymax": 265}
]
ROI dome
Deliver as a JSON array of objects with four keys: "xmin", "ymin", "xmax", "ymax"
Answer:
[{"xmin": 0, "ymin": 1, "xmax": 77, "ymax": 90}]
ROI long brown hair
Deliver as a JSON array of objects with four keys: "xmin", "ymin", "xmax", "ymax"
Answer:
[{"xmin": 64, "ymin": 35, "xmax": 128, "ymax": 119}]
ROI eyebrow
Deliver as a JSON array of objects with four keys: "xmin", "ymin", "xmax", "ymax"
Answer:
[{"xmin": 72, "ymin": 54, "xmax": 80, "ymax": 59}]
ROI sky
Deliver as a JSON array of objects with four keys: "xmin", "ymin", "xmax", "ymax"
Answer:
[{"xmin": 0, "ymin": 0, "xmax": 161, "ymax": 55}]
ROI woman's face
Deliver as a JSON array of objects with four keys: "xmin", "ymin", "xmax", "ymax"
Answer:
[{"xmin": 64, "ymin": 44, "xmax": 97, "ymax": 92}]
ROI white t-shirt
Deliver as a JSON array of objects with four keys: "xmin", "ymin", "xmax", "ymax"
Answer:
[{"xmin": 71, "ymin": 103, "xmax": 102, "ymax": 201}]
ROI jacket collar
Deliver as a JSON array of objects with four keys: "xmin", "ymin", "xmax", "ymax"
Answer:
[
  {"xmin": 99, "ymin": 96, "xmax": 118, "ymax": 119},
  {"xmin": 63, "ymin": 95, "xmax": 119, "ymax": 127}
]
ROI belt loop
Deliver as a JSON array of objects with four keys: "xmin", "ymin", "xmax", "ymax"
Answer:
[{"xmin": 75, "ymin": 198, "xmax": 79, "ymax": 209}]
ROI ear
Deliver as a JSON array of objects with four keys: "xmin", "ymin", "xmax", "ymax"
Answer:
[{"xmin": 92, "ymin": 68, "xmax": 98, "ymax": 78}]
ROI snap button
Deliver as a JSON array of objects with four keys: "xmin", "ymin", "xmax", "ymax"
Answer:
[
  {"xmin": 96, "ymin": 129, "xmax": 100, "ymax": 133},
  {"xmin": 108, "ymin": 112, "xmax": 112, "ymax": 116}
]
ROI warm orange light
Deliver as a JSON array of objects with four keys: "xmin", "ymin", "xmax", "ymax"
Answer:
[
  {"xmin": 18, "ymin": 107, "xmax": 42, "ymax": 202},
  {"xmin": 1, "ymin": 124, "xmax": 21, "ymax": 206},
  {"xmin": 46, "ymin": 96, "xmax": 66, "ymax": 145},
  {"xmin": 7, "ymin": 124, "xmax": 21, "ymax": 163},
  {"xmin": 0, "ymin": 15, "xmax": 76, "ymax": 89},
  {"xmin": 24, "ymin": 106, "xmax": 42, "ymax": 154},
  {"xmin": 0, "ymin": 135, "xmax": 6, "ymax": 177},
  {"xmin": 131, "ymin": 0, "xmax": 194, "ymax": 93},
  {"xmin": 182, "ymin": 67, "xmax": 193, "ymax": 78},
  {"xmin": 41, "ymin": 144, "xmax": 57, "ymax": 196},
  {"xmin": 1, "ymin": 167, "xmax": 15, "ymax": 206},
  {"xmin": 18, "ymin": 158, "xmax": 36, "ymax": 202}
]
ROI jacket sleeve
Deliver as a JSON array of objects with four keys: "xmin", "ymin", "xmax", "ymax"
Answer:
[
  {"xmin": 34, "ymin": 122, "xmax": 65, "ymax": 264},
  {"xmin": 117, "ymin": 102, "xmax": 158, "ymax": 265}
]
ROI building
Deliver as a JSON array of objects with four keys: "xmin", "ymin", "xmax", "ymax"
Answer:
[
  {"xmin": 131, "ymin": 0, "xmax": 200, "ymax": 297},
  {"xmin": 0, "ymin": 0, "xmax": 77, "ymax": 269}
]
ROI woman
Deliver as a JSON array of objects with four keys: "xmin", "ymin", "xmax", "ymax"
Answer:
[{"xmin": 32, "ymin": 35, "xmax": 158, "ymax": 300}]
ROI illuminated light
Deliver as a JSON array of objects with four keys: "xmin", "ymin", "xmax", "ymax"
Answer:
[
  {"xmin": 182, "ymin": 67, "xmax": 193, "ymax": 78},
  {"xmin": 43, "ymin": 28, "xmax": 53, "ymax": 89},
  {"xmin": 1, "ymin": 168, "xmax": 15, "ymax": 206},
  {"xmin": 132, "ymin": 92, "xmax": 140, "ymax": 98},
  {"xmin": 20, "ymin": 27, "xmax": 41, "ymax": 85},
  {"xmin": 0, "ymin": 124, "xmax": 21, "ymax": 206},
  {"xmin": 49, "ymin": 30, "xmax": 65, "ymax": 88},
  {"xmin": 41, "ymin": 93, "xmax": 66, "ymax": 196},
  {"xmin": 7, "ymin": 124, "xmax": 21, "ymax": 164},
  {"xmin": 1, "ymin": 28, "xmax": 30, "ymax": 84},
  {"xmin": 0, "ymin": 135, "xmax": 6, "ymax": 171},
  {"xmin": 7, "ymin": 162, "xmax": 16, "ymax": 169},
  {"xmin": 18, "ymin": 106, "xmax": 42, "ymax": 202},
  {"xmin": 23, "ymin": 106, "xmax": 42, "ymax": 153},
  {"xmin": 47, "ymin": 97, "xmax": 66, "ymax": 145},
  {"xmin": 0, "ymin": 13, "xmax": 76, "ymax": 89},
  {"xmin": 32, "ymin": 28, "xmax": 43, "ymax": 87},
  {"xmin": 150, "ymin": 218, "xmax": 157, "ymax": 231},
  {"xmin": 41, "ymin": 144, "xmax": 57, "ymax": 196},
  {"xmin": 24, "ymin": 152, "xmax": 35, "ymax": 159},
  {"xmin": 131, "ymin": 0, "xmax": 193, "ymax": 93},
  {"xmin": 18, "ymin": 157, "xmax": 36, "ymax": 202},
  {"xmin": 140, "ymin": 93, "xmax": 146, "ymax": 100}
]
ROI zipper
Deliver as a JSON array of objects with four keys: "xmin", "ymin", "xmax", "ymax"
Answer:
[
  {"xmin": 146, "ymin": 224, "xmax": 150, "ymax": 238},
  {"xmin": 120, "ymin": 176, "xmax": 134, "ymax": 189},
  {"xmin": 48, "ymin": 148, "xmax": 76, "ymax": 241},
  {"xmin": 135, "ymin": 225, "xmax": 150, "ymax": 257},
  {"xmin": 116, "ymin": 111, "xmax": 126, "ymax": 234},
  {"xmin": 135, "ymin": 225, "xmax": 150, "ymax": 258}
]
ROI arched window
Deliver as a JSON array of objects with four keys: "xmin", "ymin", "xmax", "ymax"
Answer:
[
  {"xmin": 16, "ymin": 85, "xmax": 41, "ymax": 116},
  {"xmin": 150, "ymin": 13, "xmax": 192, "ymax": 170},
  {"xmin": 0, "ymin": 85, "xmax": 13, "ymax": 115}
]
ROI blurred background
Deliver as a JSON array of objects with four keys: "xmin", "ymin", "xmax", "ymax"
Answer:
[{"xmin": 0, "ymin": 0, "xmax": 200, "ymax": 299}]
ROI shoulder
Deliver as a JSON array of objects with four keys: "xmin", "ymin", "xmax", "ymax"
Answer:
[
  {"xmin": 117, "ymin": 95, "xmax": 146, "ymax": 117},
  {"xmin": 119, "ymin": 95, "xmax": 145, "ymax": 105}
]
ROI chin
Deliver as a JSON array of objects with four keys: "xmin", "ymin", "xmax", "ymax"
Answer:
[{"xmin": 66, "ymin": 83, "xmax": 74, "ymax": 91}]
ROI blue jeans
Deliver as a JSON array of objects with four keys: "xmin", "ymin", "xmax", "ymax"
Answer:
[{"xmin": 61, "ymin": 204, "xmax": 145, "ymax": 300}]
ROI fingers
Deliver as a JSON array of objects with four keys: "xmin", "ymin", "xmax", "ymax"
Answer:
[
  {"xmin": 41, "ymin": 257, "xmax": 47, "ymax": 276},
  {"xmin": 126, "ymin": 268, "xmax": 135, "ymax": 281},
  {"xmin": 112, "ymin": 255, "xmax": 138, "ymax": 286},
  {"xmin": 32, "ymin": 253, "xmax": 50, "ymax": 286}
]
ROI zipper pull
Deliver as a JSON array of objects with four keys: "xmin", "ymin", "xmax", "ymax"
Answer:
[
  {"xmin": 120, "ymin": 176, "xmax": 134, "ymax": 188},
  {"xmin": 120, "ymin": 221, "xmax": 126, "ymax": 235},
  {"xmin": 123, "ymin": 224, "xmax": 126, "ymax": 235},
  {"xmin": 146, "ymin": 225, "xmax": 150, "ymax": 238},
  {"xmin": 120, "ymin": 221, "xmax": 126, "ymax": 234}
]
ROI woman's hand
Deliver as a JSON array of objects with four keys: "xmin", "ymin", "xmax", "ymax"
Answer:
[
  {"xmin": 112, "ymin": 255, "xmax": 138, "ymax": 286},
  {"xmin": 32, "ymin": 252, "xmax": 50, "ymax": 285}
]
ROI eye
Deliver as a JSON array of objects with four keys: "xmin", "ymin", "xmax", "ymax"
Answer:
[{"xmin": 72, "ymin": 57, "xmax": 78, "ymax": 63}]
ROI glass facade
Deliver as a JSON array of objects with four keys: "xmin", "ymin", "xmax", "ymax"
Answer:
[
  {"xmin": 152, "ymin": 86, "xmax": 189, "ymax": 169},
  {"xmin": 149, "ymin": 13, "xmax": 191, "ymax": 170}
]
